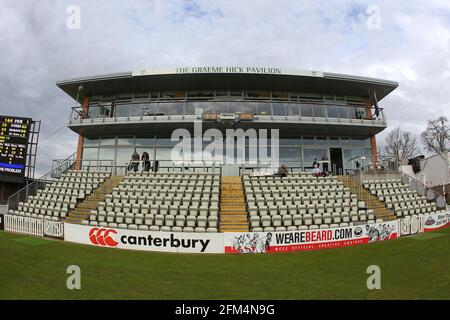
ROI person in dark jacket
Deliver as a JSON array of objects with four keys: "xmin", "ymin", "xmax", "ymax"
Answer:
[
  {"xmin": 141, "ymin": 151, "xmax": 151, "ymax": 172},
  {"xmin": 130, "ymin": 150, "xmax": 140, "ymax": 172}
]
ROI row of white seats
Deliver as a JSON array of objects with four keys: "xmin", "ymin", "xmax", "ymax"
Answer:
[
  {"xmin": 81, "ymin": 220, "xmax": 218, "ymax": 233},
  {"xmin": 98, "ymin": 202, "xmax": 219, "ymax": 216},
  {"xmin": 363, "ymin": 179, "xmax": 437, "ymax": 217},
  {"xmin": 250, "ymin": 210, "xmax": 374, "ymax": 228},
  {"xmin": 104, "ymin": 194, "xmax": 219, "ymax": 206},
  {"xmin": 7, "ymin": 210, "xmax": 62, "ymax": 221},
  {"xmin": 251, "ymin": 220, "xmax": 381, "ymax": 232},
  {"xmin": 88, "ymin": 211, "xmax": 218, "ymax": 228},
  {"xmin": 248, "ymin": 203, "xmax": 368, "ymax": 215}
]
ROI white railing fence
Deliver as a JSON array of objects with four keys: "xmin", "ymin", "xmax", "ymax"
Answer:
[
  {"xmin": 43, "ymin": 219, "xmax": 65, "ymax": 238},
  {"xmin": 3, "ymin": 215, "xmax": 64, "ymax": 238}
]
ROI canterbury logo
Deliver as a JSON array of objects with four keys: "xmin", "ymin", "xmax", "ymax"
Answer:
[{"xmin": 89, "ymin": 228, "xmax": 119, "ymax": 247}]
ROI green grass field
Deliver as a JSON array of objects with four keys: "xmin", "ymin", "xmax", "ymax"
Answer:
[{"xmin": 0, "ymin": 229, "xmax": 449, "ymax": 300}]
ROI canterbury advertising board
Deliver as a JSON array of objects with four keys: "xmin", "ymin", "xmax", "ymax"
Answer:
[
  {"xmin": 422, "ymin": 211, "xmax": 450, "ymax": 232},
  {"xmin": 64, "ymin": 223, "xmax": 224, "ymax": 254},
  {"xmin": 224, "ymin": 221, "xmax": 399, "ymax": 254}
]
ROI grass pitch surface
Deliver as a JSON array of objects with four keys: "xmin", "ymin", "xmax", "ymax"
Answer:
[{"xmin": 0, "ymin": 229, "xmax": 448, "ymax": 300}]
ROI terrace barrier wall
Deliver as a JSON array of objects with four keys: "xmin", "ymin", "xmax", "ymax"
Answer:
[{"xmin": 1, "ymin": 212, "xmax": 449, "ymax": 254}]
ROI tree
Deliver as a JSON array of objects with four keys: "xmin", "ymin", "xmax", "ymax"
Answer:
[
  {"xmin": 421, "ymin": 116, "xmax": 450, "ymax": 155},
  {"xmin": 380, "ymin": 127, "xmax": 418, "ymax": 162}
]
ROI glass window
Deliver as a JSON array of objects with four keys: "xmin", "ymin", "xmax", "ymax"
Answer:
[
  {"xmin": 363, "ymin": 148, "xmax": 373, "ymax": 165},
  {"xmin": 82, "ymin": 148, "xmax": 98, "ymax": 161},
  {"xmin": 343, "ymin": 149, "xmax": 363, "ymax": 170},
  {"xmin": 286, "ymin": 103, "xmax": 299, "ymax": 116},
  {"xmin": 241, "ymin": 102, "xmax": 258, "ymax": 115},
  {"xmin": 156, "ymin": 139, "xmax": 179, "ymax": 147},
  {"xmin": 313, "ymin": 105, "xmax": 326, "ymax": 117},
  {"xmin": 214, "ymin": 102, "xmax": 228, "ymax": 114},
  {"xmin": 303, "ymin": 148, "xmax": 328, "ymax": 168},
  {"xmin": 279, "ymin": 147, "xmax": 302, "ymax": 168},
  {"xmin": 302, "ymin": 136, "xmax": 315, "ymax": 146},
  {"xmin": 351, "ymin": 137, "xmax": 371, "ymax": 147},
  {"xmin": 88, "ymin": 106, "xmax": 100, "ymax": 118},
  {"xmin": 98, "ymin": 148, "xmax": 115, "ymax": 162},
  {"xmin": 100, "ymin": 137, "xmax": 116, "ymax": 146},
  {"xmin": 130, "ymin": 104, "xmax": 146, "ymax": 116},
  {"xmin": 257, "ymin": 103, "xmax": 271, "ymax": 115},
  {"xmin": 245, "ymin": 147, "xmax": 259, "ymax": 165},
  {"xmin": 142, "ymin": 103, "xmax": 158, "ymax": 116},
  {"xmin": 341, "ymin": 137, "xmax": 350, "ymax": 146},
  {"xmin": 315, "ymin": 137, "xmax": 328, "ymax": 145},
  {"xmin": 155, "ymin": 147, "xmax": 173, "ymax": 161},
  {"xmin": 158, "ymin": 102, "xmax": 184, "ymax": 115},
  {"xmin": 338, "ymin": 106, "xmax": 349, "ymax": 118},
  {"xmin": 300, "ymin": 104, "xmax": 313, "ymax": 117},
  {"xmin": 272, "ymin": 102, "xmax": 286, "ymax": 116},
  {"xmin": 115, "ymin": 104, "xmax": 131, "ymax": 117},
  {"xmin": 348, "ymin": 106, "xmax": 357, "ymax": 119},
  {"xmin": 135, "ymin": 138, "xmax": 155, "ymax": 147},
  {"xmin": 329, "ymin": 137, "xmax": 340, "ymax": 146},
  {"xmin": 327, "ymin": 105, "xmax": 339, "ymax": 118},
  {"xmin": 84, "ymin": 137, "xmax": 99, "ymax": 147},
  {"xmin": 279, "ymin": 139, "xmax": 301, "ymax": 146},
  {"xmin": 117, "ymin": 137, "xmax": 135, "ymax": 146},
  {"xmin": 228, "ymin": 102, "xmax": 243, "ymax": 113},
  {"xmin": 116, "ymin": 148, "xmax": 134, "ymax": 166},
  {"xmin": 187, "ymin": 102, "xmax": 214, "ymax": 115}
]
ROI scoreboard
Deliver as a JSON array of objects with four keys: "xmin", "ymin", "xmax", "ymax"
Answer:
[{"xmin": 0, "ymin": 115, "xmax": 32, "ymax": 183}]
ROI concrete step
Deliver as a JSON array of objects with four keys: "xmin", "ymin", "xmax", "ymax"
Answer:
[
  {"xmin": 221, "ymin": 202, "xmax": 245, "ymax": 206},
  {"xmin": 220, "ymin": 226, "xmax": 249, "ymax": 232},
  {"xmin": 220, "ymin": 207, "xmax": 247, "ymax": 212},
  {"xmin": 221, "ymin": 215, "xmax": 248, "ymax": 221}
]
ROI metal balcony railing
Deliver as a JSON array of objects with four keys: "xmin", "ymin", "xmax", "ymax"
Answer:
[{"xmin": 69, "ymin": 101, "xmax": 386, "ymax": 124}]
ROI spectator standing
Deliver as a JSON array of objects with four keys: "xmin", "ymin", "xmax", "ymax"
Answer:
[
  {"xmin": 142, "ymin": 151, "xmax": 151, "ymax": 172},
  {"xmin": 131, "ymin": 150, "xmax": 140, "ymax": 172}
]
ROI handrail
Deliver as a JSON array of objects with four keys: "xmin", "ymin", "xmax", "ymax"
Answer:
[
  {"xmin": 8, "ymin": 152, "xmax": 77, "ymax": 211},
  {"xmin": 399, "ymin": 170, "xmax": 447, "ymax": 209},
  {"xmin": 122, "ymin": 160, "xmax": 222, "ymax": 175},
  {"xmin": 69, "ymin": 101, "xmax": 385, "ymax": 122},
  {"xmin": 7, "ymin": 156, "xmax": 115, "ymax": 211}
]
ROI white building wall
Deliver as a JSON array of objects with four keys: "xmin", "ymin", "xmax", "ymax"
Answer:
[{"xmin": 401, "ymin": 152, "xmax": 450, "ymax": 187}]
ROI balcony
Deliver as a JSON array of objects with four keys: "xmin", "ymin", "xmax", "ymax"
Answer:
[{"xmin": 67, "ymin": 101, "xmax": 387, "ymax": 137}]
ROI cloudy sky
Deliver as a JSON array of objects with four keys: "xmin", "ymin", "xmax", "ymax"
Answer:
[{"xmin": 1, "ymin": 0, "xmax": 449, "ymax": 176}]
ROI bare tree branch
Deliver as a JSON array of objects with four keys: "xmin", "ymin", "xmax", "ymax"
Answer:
[
  {"xmin": 379, "ymin": 127, "xmax": 418, "ymax": 163},
  {"xmin": 421, "ymin": 116, "xmax": 450, "ymax": 155}
]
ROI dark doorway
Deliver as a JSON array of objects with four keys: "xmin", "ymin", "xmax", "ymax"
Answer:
[{"xmin": 330, "ymin": 148, "xmax": 344, "ymax": 175}]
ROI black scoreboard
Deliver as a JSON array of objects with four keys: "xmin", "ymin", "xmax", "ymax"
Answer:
[{"xmin": 0, "ymin": 115, "xmax": 32, "ymax": 183}]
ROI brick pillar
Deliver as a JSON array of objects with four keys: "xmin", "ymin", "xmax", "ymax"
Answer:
[
  {"xmin": 364, "ymin": 96, "xmax": 379, "ymax": 167},
  {"xmin": 74, "ymin": 96, "xmax": 89, "ymax": 170}
]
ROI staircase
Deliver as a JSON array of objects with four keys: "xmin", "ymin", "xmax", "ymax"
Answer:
[
  {"xmin": 337, "ymin": 175, "xmax": 397, "ymax": 221},
  {"xmin": 65, "ymin": 175, "xmax": 124, "ymax": 224},
  {"xmin": 219, "ymin": 176, "xmax": 250, "ymax": 232}
]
